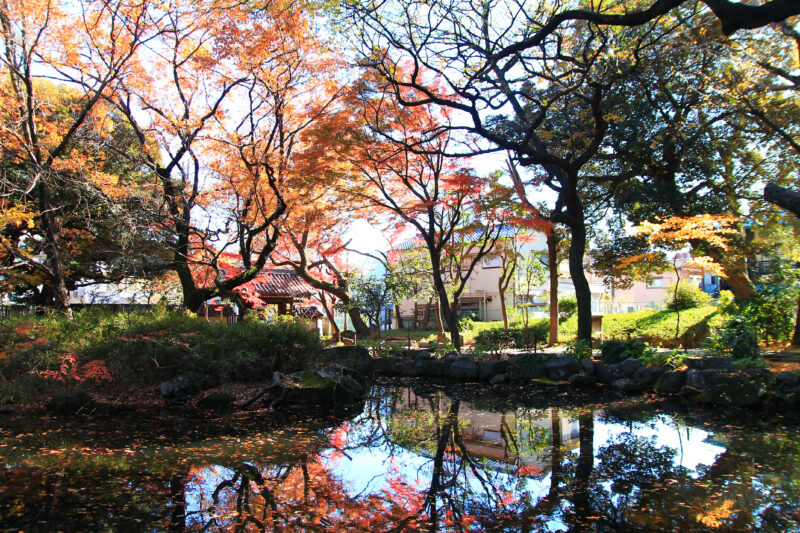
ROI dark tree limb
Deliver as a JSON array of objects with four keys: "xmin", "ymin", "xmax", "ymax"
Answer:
[
  {"xmin": 764, "ymin": 182, "xmax": 800, "ymax": 218},
  {"xmin": 242, "ymin": 371, "xmax": 283, "ymax": 409}
]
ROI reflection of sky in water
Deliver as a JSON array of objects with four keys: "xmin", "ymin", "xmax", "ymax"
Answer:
[
  {"xmin": 594, "ymin": 414, "xmax": 725, "ymax": 471},
  {"xmin": 181, "ymin": 403, "xmax": 728, "ymax": 530},
  {"xmin": 314, "ymin": 407, "xmax": 727, "ymax": 531},
  {"xmin": 322, "ymin": 410, "xmax": 724, "ymax": 498}
]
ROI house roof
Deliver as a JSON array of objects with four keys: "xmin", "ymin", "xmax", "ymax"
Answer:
[{"xmin": 248, "ymin": 269, "xmax": 315, "ymax": 299}]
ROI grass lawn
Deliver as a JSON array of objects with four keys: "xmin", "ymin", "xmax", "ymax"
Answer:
[{"xmin": 558, "ymin": 305, "xmax": 729, "ymax": 347}]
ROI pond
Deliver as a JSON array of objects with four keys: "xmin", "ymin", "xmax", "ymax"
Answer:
[{"xmin": 1, "ymin": 381, "xmax": 799, "ymax": 531}]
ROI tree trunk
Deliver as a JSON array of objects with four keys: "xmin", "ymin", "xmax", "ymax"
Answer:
[
  {"xmin": 395, "ymin": 302, "xmax": 403, "ymax": 329},
  {"xmin": 572, "ymin": 413, "xmax": 595, "ymax": 531},
  {"xmin": 290, "ymin": 266, "xmax": 371, "ymax": 337},
  {"xmin": 549, "ymin": 408, "xmax": 562, "ymax": 499},
  {"xmin": 793, "ymin": 293, "xmax": 800, "ymax": 347},
  {"xmin": 499, "ymin": 282, "xmax": 509, "ymax": 328},
  {"xmin": 168, "ymin": 469, "xmax": 187, "ymax": 532},
  {"xmin": 721, "ymin": 261, "xmax": 756, "ymax": 300},
  {"xmin": 434, "ymin": 299, "xmax": 445, "ymax": 338},
  {"xmin": 568, "ymin": 222, "xmax": 592, "ymax": 344},
  {"xmin": 38, "ymin": 183, "xmax": 72, "ymax": 318},
  {"xmin": 429, "ymin": 250, "xmax": 460, "ymax": 349},
  {"xmin": 765, "ymin": 182, "xmax": 800, "ymax": 218},
  {"xmin": 700, "ymin": 245, "xmax": 755, "ymax": 300},
  {"xmin": 319, "ymin": 292, "xmax": 339, "ymax": 339},
  {"xmin": 347, "ymin": 307, "xmax": 370, "ymax": 336},
  {"xmin": 547, "ymin": 230, "xmax": 559, "ymax": 345}
]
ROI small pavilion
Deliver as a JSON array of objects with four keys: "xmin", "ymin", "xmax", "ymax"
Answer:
[{"xmin": 236, "ymin": 269, "xmax": 316, "ymax": 315}]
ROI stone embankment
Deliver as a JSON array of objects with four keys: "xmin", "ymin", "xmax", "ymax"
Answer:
[{"xmin": 372, "ymin": 349, "xmax": 800, "ymax": 409}]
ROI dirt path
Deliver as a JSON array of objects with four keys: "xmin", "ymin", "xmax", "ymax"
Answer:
[{"xmin": 764, "ymin": 348, "xmax": 800, "ymax": 373}]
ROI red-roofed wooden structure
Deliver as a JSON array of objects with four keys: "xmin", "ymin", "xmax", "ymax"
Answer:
[{"xmin": 235, "ymin": 268, "xmax": 315, "ymax": 315}]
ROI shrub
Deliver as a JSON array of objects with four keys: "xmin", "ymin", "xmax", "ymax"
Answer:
[
  {"xmin": 558, "ymin": 296, "xmax": 577, "ymax": 322},
  {"xmin": 639, "ymin": 348, "xmax": 687, "ymax": 369},
  {"xmin": 717, "ymin": 290, "xmax": 737, "ymax": 314},
  {"xmin": 473, "ymin": 324, "xmax": 548, "ymax": 353},
  {"xmin": 704, "ymin": 316, "xmax": 760, "ymax": 359},
  {"xmin": 563, "ymin": 339, "xmax": 592, "ymax": 360},
  {"xmin": 600, "ymin": 339, "xmax": 650, "ymax": 365},
  {"xmin": 0, "ymin": 310, "xmax": 325, "ymax": 402},
  {"xmin": 731, "ymin": 357, "xmax": 768, "ymax": 369},
  {"xmin": 740, "ymin": 286, "xmax": 797, "ymax": 344},
  {"xmin": 509, "ymin": 353, "xmax": 550, "ymax": 379},
  {"xmin": 667, "ymin": 280, "xmax": 712, "ymax": 311},
  {"xmin": 459, "ymin": 313, "xmax": 479, "ymax": 331}
]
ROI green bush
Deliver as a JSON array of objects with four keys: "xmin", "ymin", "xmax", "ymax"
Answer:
[
  {"xmin": 474, "ymin": 324, "xmax": 549, "ymax": 353},
  {"xmin": 600, "ymin": 339, "xmax": 650, "ymax": 364},
  {"xmin": 704, "ymin": 316, "xmax": 760, "ymax": 359},
  {"xmin": 508, "ymin": 353, "xmax": 550, "ymax": 379},
  {"xmin": 563, "ymin": 339, "xmax": 592, "ymax": 360},
  {"xmin": 0, "ymin": 309, "xmax": 324, "ymax": 402},
  {"xmin": 717, "ymin": 290, "xmax": 737, "ymax": 314},
  {"xmin": 740, "ymin": 286, "xmax": 797, "ymax": 344},
  {"xmin": 639, "ymin": 348, "xmax": 687, "ymax": 369},
  {"xmin": 667, "ymin": 280, "xmax": 712, "ymax": 311},
  {"xmin": 558, "ymin": 296, "xmax": 577, "ymax": 322},
  {"xmin": 731, "ymin": 357, "xmax": 768, "ymax": 369}
]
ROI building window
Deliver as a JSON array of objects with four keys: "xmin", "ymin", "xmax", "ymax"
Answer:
[
  {"xmin": 646, "ymin": 278, "xmax": 662, "ymax": 288},
  {"xmin": 481, "ymin": 254, "xmax": 503, "ymax": 268}
]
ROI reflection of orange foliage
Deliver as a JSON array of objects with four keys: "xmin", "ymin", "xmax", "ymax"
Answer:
[
  {"xmin": 189, "ymin": 455, "xmax": 427, "ymax": 531},
  {"xmin": 516, "ymin": 465, "xmax": 542, "ymax": 477},
  {"xmin": 695, "ymin": 499, "xmax": 735, "ymax": 528}
]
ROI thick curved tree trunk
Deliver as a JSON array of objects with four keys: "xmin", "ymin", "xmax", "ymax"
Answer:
[
  {"xmin": 39, "ymin": 185, "xmax": 73, "ymax": 318},
  {"xmin": 568, "ymin": 222, "xmax": 593, "ymax": 344}
]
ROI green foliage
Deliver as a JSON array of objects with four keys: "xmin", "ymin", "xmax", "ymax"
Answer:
[
  {"xmin": 717, "ymin": 290, "xmax": 737, "ymax": 314},
  {"xmin": 666, "ymin": 280, "xmax": 712, "ymax": 311},
  {"xmin": 559, "ymin": 305, "xmax": 726, "ymax": 347},
  {"xmin": 639, "ymin": 348, "xmax": 687, "ymax": 369},
  {"xmin": 563, "ymin": 339, "xmax": 592, "ymax": 360},
  {"xmin": 731, "ymin": 357, "xmax": 768, "ymax": 369},
  {"xmin": 427, "ymin": 339, "xmax": 456, "ymax": 355},
  {"xmin": 599, "ymin": 339, "xmax": 650, "ymax": 364},
  {"xmin": 508, "ymin": 353, "xmax": 550, "ymax": 380},
  {"xmin": 600, "ymin": 339, "xmax": 684, "ymax": 367},
  {"xmin": 705, "ymin": 316, "xmax": 761, "ymax": 360},
  {"xmin": 740, "ymin": 286, "xmax": 797, "ymax": 344},
  {"xmin": 558, "ymin": 295, "xmax": 577, "ymax": 322},
  {"xmin": 474, "ymin": 323, "xmax": 548, "ymax": 353},
  {"xmin": 458, "ymin": 313, "xmax": 478, "ymax": 331},
  {"xmin": 0, "ymin": 309, "xmax": 323, "ymax": 402}
]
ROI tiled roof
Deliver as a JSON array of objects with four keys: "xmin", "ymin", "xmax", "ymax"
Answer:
[{"xmin": 249, "ymin": 269, "xmax": 315, "ymax": 298}]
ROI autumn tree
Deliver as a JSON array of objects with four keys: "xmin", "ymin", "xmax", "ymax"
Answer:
[
  {"xmin": 271, "ymin": 201, "xmax": 372, "ymax": 337},
  {"xmin": 104, "ymin": 0, "xmax": 341, "ymax": 311},
  {"xmin": 0, "ymin": 0, "xmax": 160, "ymax": 314},
  {"xmin": 347, "ymin": 1, "xmax": 700, "ymax": 342},
  {"xmin": 337, "ymin": 76, "xmax": 507, "ymax": 350}
]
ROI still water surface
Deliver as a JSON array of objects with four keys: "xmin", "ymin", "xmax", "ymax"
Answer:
[{"xmin": 1, "ymin": 382, "xmax": 799, "ymax": 531}]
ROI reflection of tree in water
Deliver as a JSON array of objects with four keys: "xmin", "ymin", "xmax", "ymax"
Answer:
[
  {"xmin": 4, "ymin": 387, "xmax": 800, "ymax": 531},
  {"xmin": 186, "ymin": 455, "xmax": 426, "ymax": 531}
]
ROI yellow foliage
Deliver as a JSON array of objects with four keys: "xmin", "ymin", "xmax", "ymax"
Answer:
[
  {"xmin": 0, "ymin": 205, "xmax": 37, "ymax": 229},
  {"xmin": 695, "ymin": 499, "xmax": 735, "ymax": 528}
]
